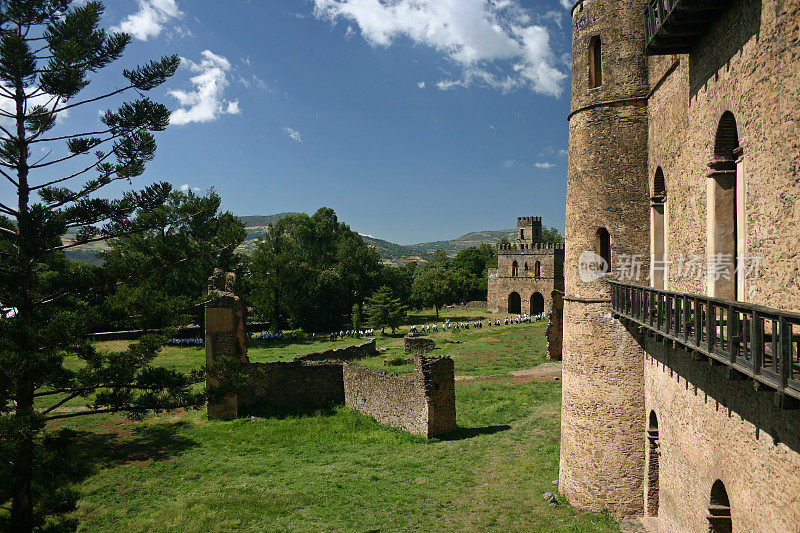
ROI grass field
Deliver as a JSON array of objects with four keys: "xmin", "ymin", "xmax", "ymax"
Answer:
[{"xmin": 33, "ymin": 309, "xmax": 618, "ymax": 532}]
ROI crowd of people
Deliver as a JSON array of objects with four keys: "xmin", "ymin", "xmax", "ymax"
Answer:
[
  {"xmin": 167, "ymin": 313, "xmax": 548, "ymax": 346},
  {"xmin": 403, "ymin": 313, "xmax": 547, "ymax": 338}
]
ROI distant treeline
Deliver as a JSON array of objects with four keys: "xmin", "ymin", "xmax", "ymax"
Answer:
[{"xmin": 84, "ymin": 192, "xmax": 558, "ymax": 333}]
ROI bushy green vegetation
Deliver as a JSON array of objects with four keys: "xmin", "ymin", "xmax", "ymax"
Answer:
[{"xmin": 36, "ymin": 314, "xmax": 618, "ymax": 532}]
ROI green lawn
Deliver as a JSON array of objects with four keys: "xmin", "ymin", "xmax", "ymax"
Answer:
[{"xmin": 33, "ymin": 309, "xmax": 618, "ymax": 532}]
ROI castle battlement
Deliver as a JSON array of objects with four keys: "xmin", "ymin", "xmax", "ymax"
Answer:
[{"xmin": 498, "ymin": 242, "xmax": 564, "ymax": 252}]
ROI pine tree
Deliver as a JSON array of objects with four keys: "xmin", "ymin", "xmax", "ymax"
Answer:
[
  {"xmin": 0, "ymin": 2, "xmax": 214, "ymax": 530},
  {"xmin": 366, "ymin": 286, "xmax": 406, "ymax": 333}
]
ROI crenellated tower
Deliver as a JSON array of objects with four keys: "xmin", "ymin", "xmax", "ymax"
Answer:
[{"xmin": 559, "ymin": 0, "xmax": 651, "ymax": 516}]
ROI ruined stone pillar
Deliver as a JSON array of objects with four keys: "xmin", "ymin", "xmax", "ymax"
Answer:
[
  {"xmin": 546, "ymin": 290, "xmax": 563, "ymax": 360},
  {"xmin": 205, "ymin": 269, "xmax": 248, "ymax": 420}
]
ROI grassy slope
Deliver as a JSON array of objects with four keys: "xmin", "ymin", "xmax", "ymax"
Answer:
[{"xmin": 37, "ymin": 310, "xmax": 618, "ymax": 532}]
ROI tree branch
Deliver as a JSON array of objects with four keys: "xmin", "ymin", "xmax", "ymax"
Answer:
[
  {"xmin": 51, "ymin": 85, "xmax": 135, "ymax": 115},
  {"xmin": 41, "ymin": 392, "xmax": 81, "ymax": 415}
]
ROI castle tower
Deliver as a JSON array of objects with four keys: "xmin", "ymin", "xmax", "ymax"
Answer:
[
  {"xmin": 516, "ymin": 216, "xmax": 542, "ymax": 246},
  {"xmin": 559, "ymin": 0, "xmax": 651, "ymax": 516}
]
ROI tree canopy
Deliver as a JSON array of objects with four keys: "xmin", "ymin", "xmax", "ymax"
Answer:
[{"xmin": 249, "ymin": 208, "xmax": 381, "ymax": 332}]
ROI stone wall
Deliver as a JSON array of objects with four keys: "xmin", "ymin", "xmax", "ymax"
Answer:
[
  {"xmin": 293, "ymin": 339, "xmax": 377, "ymax": 363},
  {"xmin": 343, "ymin": 356, "xmax": 456, "ymax": 438},
  {"xmin": 647, "ymin": 0, "xmax": 800, "ymax": 311},
  {"xmin": 239, "ymin": 362, "xmax": 344, "ymax": 412},
  {"xmin": 487, "ymin": 247, "xmax": 564, "ymax": 314},
  {"xmin": 403, "ymin": 335, "xmax": 435, "ymax": 354},
  {"xmin": 545, "ymin": 290, "xmax": 563, "ymax": 361},
  {"xmin": 642, "ymin": 337, "xmax": 800, "ymax": 532}
]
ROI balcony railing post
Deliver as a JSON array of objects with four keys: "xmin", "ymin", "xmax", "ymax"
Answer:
[
  {"xmin": 683, "ymin": 294, "xmax": 691, "ymax": 342},
  {"xmin": 706, "ymin": 301, "xmax": 715, "ymax": 352},
  {"xmin": 752, "ymin": 311, "xmax": 763, "ymax": 373},
  {"xmin": 779, "ymin": 316, "xmax": 791, "ymax": 387},
  {"xmin": 728, "ymin": 304, "xmax": 737, "ymax": 364},
  {"xmin": 694, "ymin": 298, "xmax": 702, "ymax": 348}
]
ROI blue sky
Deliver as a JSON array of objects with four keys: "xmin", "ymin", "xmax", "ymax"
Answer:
[{"xmin": 4, "ymin": 0, "xmax": 575, "ymax": 245}]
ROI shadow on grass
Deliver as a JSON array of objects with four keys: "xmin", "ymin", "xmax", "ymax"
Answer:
[
  {"xmin": 71, "ymin": 421, "xmax": 199, "ymax": 470},
  {"xmin": 438, "ymin": 424, "xmax": 511, "ymax": 441}
]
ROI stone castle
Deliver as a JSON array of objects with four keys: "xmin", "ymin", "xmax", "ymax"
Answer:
[
  {"xmin": 560, "ymin": 0, "xmax": 800, "ymax": 531},
  {"xmin": 487, "ymin": 216, "xmax": 564, "ymax": 315}
]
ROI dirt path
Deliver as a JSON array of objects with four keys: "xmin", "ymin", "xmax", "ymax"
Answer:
[{"xmin": 455, "ymin": 362, "xmax": 562, "ymax": 384}]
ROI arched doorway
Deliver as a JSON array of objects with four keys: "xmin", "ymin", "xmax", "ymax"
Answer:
[
  {"xmin": 508, "ymin": 292, "xmax": 521, "ymax": 314},
  {"xmin": 646, "ymin": 411, "xmax": 660, "ymax": 517},
  {"xmin": 708, "ymin": 480, "xmax": 732, "ymax": 532},
  {"xmin": 531, "ymin": 292, "xmax": 544, "ymax": 315}
]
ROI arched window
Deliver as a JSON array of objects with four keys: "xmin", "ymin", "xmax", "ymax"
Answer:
[
  {"xmin": 535, "ymin": 260, "xmax": 541, "ymax": 278},
  {"xmin": 652, "ymin": 167, "xmax": 667, "ymax": 289},
  {"xmin": 508, "ymin": 292, "xmax": 521, "ymax": 314},
  {"xmin": 646, "ymin": 411, "xmax": 660, "ymax": 517},
  {"xmin": 708, "ymin": 480, "xmax": 732, "ymax": 532},
  {"xmin": 708, "ymin": 112, "xmax": 742, "ymax": 300},
  {"xmin": 588, "ymin": 36, "xmax": 602, "ymax": 88},
  {"xmin": 595, "ymin": 227, "xmax": 611, "ymax": 273},
  {"xmin": 511, "ymin": 260, "xmax": 519, "ymax": 277}
]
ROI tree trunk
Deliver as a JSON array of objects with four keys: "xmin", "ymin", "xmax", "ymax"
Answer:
[
  {"xmin": 435, "ymin": 306, "xmax": 439, "ymax": 319},
  {"xmin": 10, "ymin": 380, "xmax": 35, "ymax": 532},
  {"xmin": 11, "ymin": 44, "xmax": 35, "ymax": 533}
]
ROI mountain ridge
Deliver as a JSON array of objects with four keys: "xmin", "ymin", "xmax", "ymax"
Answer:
[{"xmin": 63, "ymin": 213, "xmax": 522, "ymax": 264}]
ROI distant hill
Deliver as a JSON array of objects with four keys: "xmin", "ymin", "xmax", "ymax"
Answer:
[{"xmin": 63, "ymin": 213, "xmax": 538, "ymax": 265}]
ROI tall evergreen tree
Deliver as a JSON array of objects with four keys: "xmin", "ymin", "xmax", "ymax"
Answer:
[{"xmin": 0, "ymin": 3, "xmax": 213, "ymax": 530}]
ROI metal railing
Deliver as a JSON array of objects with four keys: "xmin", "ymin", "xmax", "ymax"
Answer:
[{"xmin": 610, "ymin": 281, "xmax": 800, "ymax": 402}]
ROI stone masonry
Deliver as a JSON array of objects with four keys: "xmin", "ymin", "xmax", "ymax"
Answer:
[
  {"xmin": 205, "ymin": 273, "xmax": 456, "ymax": 437},
  {"xmin": 487, "ymin": 216, "xmax": 564, "ymax": 315},
  {"xmin": 560, "ymin": 0, "xmax": 800, "ymax": 529}
]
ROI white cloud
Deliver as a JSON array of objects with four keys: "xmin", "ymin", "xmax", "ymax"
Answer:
[
  {"xmin": 560, "ymin": 0, "xmax": 573, "ymax": 9},
  {"xmin": 111, "ymin": 0, "xmax": 182, "ymax": 41},
  {"xmin": 314, "ymin": 0, "xmax": 566, "ymax": 96},
  {"xmin": 417, "ymin": 81, "xmax": 426, "ymax": 88},
  {"xmin": 179, "ymin": 183, "xmax": 201, "ymax": 192},
  {"xmin": 283, "ymin": 127, "xmax": 303, "ymax": 143},
  {"xmin": 534, "ymin": 162, "xmax": 555, "ymax": 168},
  {"xmin": 168, "ymin": 50, "xmax": 240, "ymax": 126},
  {"xmin": 0, "ymin": 85, "xmax": 68, "ymax": 127}
]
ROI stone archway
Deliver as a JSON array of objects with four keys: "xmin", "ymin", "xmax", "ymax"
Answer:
[
  {"xmin": 508, "ymin": 292, "xmax": 521, "ymax": 314},
  {"xmin": 531, "ymin": 292, "xmax": 544, "ymax": 315}
]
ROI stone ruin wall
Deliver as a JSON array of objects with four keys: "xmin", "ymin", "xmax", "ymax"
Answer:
[
  {"xmin": 343, "ymin": 356, "xmax": 456, "ymax": 438},
  {"xmin": 293, "ymin": 339, "xmax": 377, "ymax": 363},
  {"xmin": 403, "ymin": 335, "xmax": 435, "ymax": 354},
  {"xmin": 205, "ymin": 277, "xmax": 455, "ymax": 438},
  {"xmin": 643, "ymin": 337, "xmax": 800, "ymax": 533},
  {"xmin": 239, "ymin": 362, "xmax": 344, "ymax": 412}
]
